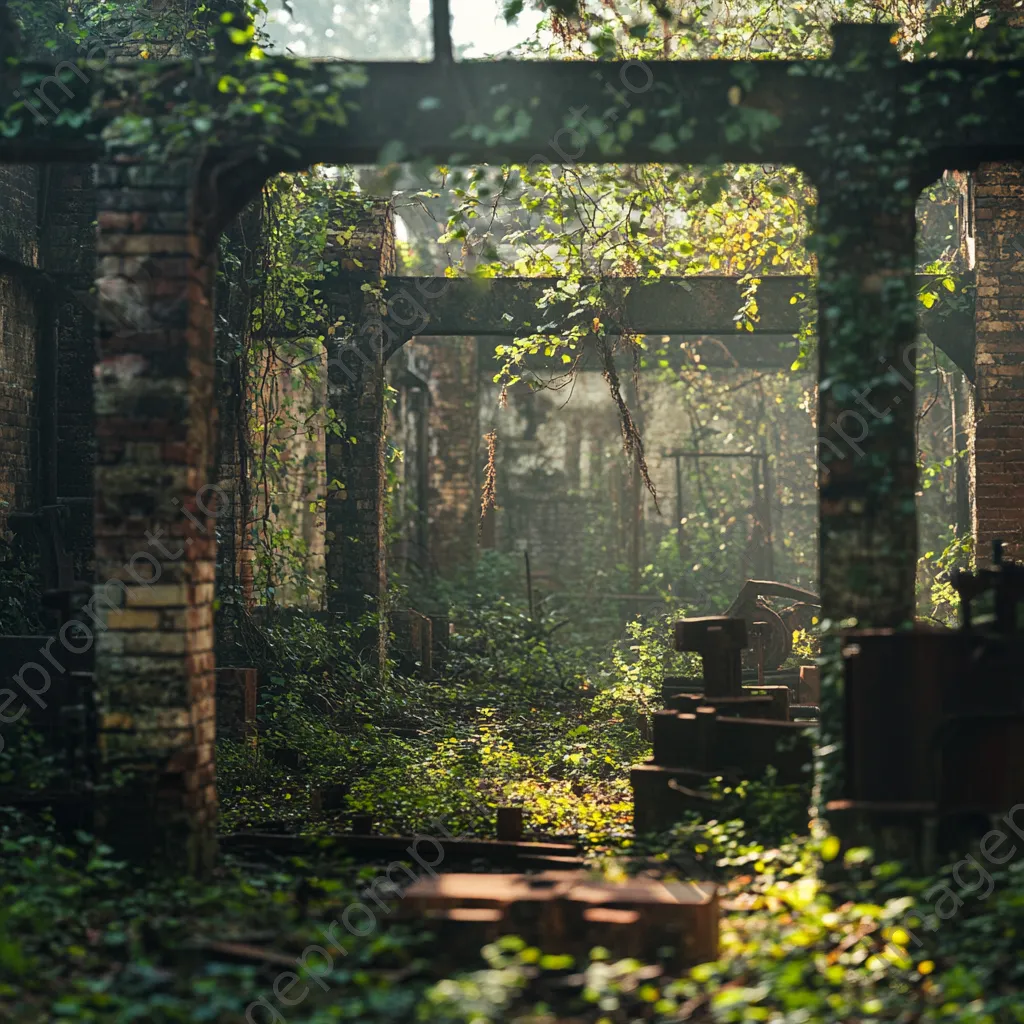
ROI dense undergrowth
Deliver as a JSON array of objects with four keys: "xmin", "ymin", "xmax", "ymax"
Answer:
[
  {"xmin": 3, "ymin": 560, "xmax": 1024, "ymax": 1021},
  {"xmin": 4, "ymin": 801, "xmax": 1024, "ymax": 1022},
  {"xmin": 217, "ymin": 561, "xmax": 676, "ymax": 842}
]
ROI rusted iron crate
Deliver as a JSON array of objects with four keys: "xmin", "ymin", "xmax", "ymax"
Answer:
[
  {"xmin": 650, "ymin": 709, "xmax": 812, "ymax": 778},
  {"xmin": 215, "ymin": 667, "xmax": 258, "ymax": 745},
  {"xmin": 393, "ymin": 871, "xmax": 718, "ymax": 971},
  {"xmin": 634, "ymin": 709, "xmax": 813, "ymax": 833},
  {"xmin": 827, "ymin": 613, "xmax": 1024, "ymax": 866},
  {"xmin": 668, "ymin": 686, "xmax": 791, "ymax": 721}
]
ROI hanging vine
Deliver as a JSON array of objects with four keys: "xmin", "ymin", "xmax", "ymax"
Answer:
[{"xmin": 221, "ymin": 167, "xmax": 360, "ymax": 607}]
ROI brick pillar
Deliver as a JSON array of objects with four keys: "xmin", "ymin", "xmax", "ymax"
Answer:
[
  {"xmin": 324, "ymin": 199, "xmax": 395, "ymax": 663},
  {"xmin": 973, "ymin": 161, "xmax": 1024, "ymax": 560},
  {"xmin": 92, "ymin": 157, "xmax": 218, "ymax": 872}
]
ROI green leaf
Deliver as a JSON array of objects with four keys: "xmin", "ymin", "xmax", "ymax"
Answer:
[{"xmin": 649, "ymin": 132, "xmax": 675, "ymax": 155}]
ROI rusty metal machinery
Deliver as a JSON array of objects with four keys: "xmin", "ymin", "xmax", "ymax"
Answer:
[
  {"xmin": 632, "ymin": 614, "xmax": 815, "ymax": 833},
  {"xmin": 726, "ymin": 579, "xmax": 820, "ymax": 671}
]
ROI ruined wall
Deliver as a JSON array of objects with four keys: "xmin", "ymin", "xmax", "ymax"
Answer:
[
  {"xmin": 0, "ymin": 274, "xmax": 38, "ymax": 532},
  {"xmin": 411, "ymin": 336, "xmax": 480, "ymax": 575},
  {"xmin": 973, "ymin": 161, "xmax": 1024, "ymax": 560},
  {"xmin": 0, "ymin": 162, "xmax": 96, "ymax": 566},
  {"xmin": 0, "ymin": 166, "xmax": 40, "ymax": 535},
  {"xmin": 261, "ymin": 349, "xmax": 327, "ymax": 605},
  {"xmin": 43, "ymin": 165, "xmax": 97, "ymax": 566}
]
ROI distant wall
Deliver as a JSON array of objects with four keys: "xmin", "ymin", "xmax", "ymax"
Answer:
[
  {"xmin": 415, "ymin": 336, "xmax": 480, "ymax": 575},
  {"xmin": 0, "ymin": 162, "xmax": 96, "ymax": 564},
  {"xmin": 0, "ymin": 166, "xmax": 41, "ymax": 535}
]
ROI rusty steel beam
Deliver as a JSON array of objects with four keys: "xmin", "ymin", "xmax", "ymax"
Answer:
[
  {"xmin": 1, "ymin": 40, "xmax": 1024, "ymax": 169},
  {"xmin": 361, "ymin": 276, "xmax": 803, "ymax": 337},
  {"xmin": 322, "ymin": 275, "xmax": 974, "ymax": 373}
]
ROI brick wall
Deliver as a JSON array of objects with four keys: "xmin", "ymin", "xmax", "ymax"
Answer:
[
  {"xmin": 972, "ymin": 161, "xmax": 1024, "ymax": 560},
  {"xmin": 0, "ymin": 165, "xmax": 39, "ymax": 265},
  {"xmin": 413, "ymin": 336, "xmax": 480, "ymax": 575},
  {"xmin": 0, "ymin": 274, "xmax": 38, "ymax": 532},
  {"xmin": 0, "ymin": 161, "xmax": 96, "ymax": 560},
  {"xmin": 42, "ymin": 164, "xmax": 97, "ymax": 567},
  {"xmin": 93, "ymin": 158, "xmax": 218, "ymax": 872},
  {"xmin": 0, "ymin": 166, "xmax": 40, "ymax": 535}
]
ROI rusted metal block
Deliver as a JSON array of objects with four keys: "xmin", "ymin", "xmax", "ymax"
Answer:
[
  {"xmin": 798, "ymin": 665, "xmax": 820, "ymax": 705},
  {"xmin": 661, "ymin": 675, "xmax": 704, "ymax": 703},
  {"xmin": 741, "ymin": 684, "xmax": 791, "ymax": 721},
  {"xmin": 652, "ymin": 708, "xmax": 717, "ymax": 770},
  {"xmin": 668, "ymin": 693, "xmax": 774, "ymax": 717},
  {"xmin": 631, "ymin": 762, "xmax": 720, "ymax": 831},
  {"xmin": 841, "ymin": 630, "xmax": 963, "ymax": 804},
  {"xmin": 497, "ymin": 806, "xmax": 523, "ymax": 842},
  {"xmin": 396, "ymin": 871, "xmax": 718, "ymax": 971},
  {"xmin": 674, "ymin": 617, "xmax": 747, "ymax": 698},
  {"xmin": 671, "ymin": 686, "xmax": 790, "ymax": 721},
  {"xmin": 940, "ymin": 714, "xmax": 1024, "ymax": 814},
  {"xmin": 391, "ymin": 609, "xmax": 433, "ymax": 677},
  {"xmin": 675, "ymin": 616, "xmax": 748, "ymax": 651},
  {"xmin": 310, "ymin": 782, "xmax": 350, "ymax": 813},
  {"xmin": 215, "ymin": 667, "xmax": 258, "ymax": 744},
  {"xmin": 823, "ymin": 800, "xmax": 940, "ymax": 873},
  {"xmin": 653, "ymin": 707, "xmax": 809, "ymax": 781},
  {"xmin": 713, "ymin": 717, "xmax": 812, "ymax": 784},
  {"xmin": 789, "ymin": 704, "xmax": 820, "ymax": 722}
]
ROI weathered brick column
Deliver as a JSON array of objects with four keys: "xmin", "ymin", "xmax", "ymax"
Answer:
[
  {"xmin": 325, "ymin": 200, "xmax": 395, "ymax": 663},
  {"xmin": 92, "ymin": 157, "xmax": 218, "ymax": 872},
  {"xmin": 973, "ymin": 161, "xmax": 1024, "ymax": 560}
]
